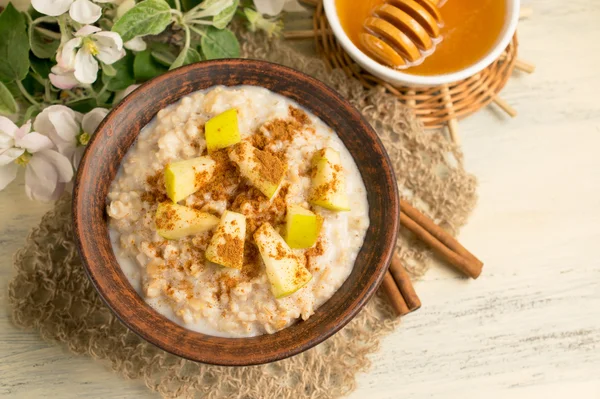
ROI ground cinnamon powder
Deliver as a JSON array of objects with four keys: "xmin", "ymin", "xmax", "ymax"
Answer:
[
  {"xmin": 155, "ymin": 202, "xmax": 179, "ymax": 232},
  {"xmin": 215, "ymin": 234, "xmax": 244, "ymax": 269},
  {"xmin": 194, "ymin": 149, "xmax": 241, "ymax": 202},
  {"xmin": 141, "ymin": 170, "xmax": 168, "ymax": 203},
  {"xmin": 253, "ymin": 148, "xmax": 285, "ymax": 185},
  {"xmin": 251, "ymin": 106, "xmax": 312, "ymax": 150}
]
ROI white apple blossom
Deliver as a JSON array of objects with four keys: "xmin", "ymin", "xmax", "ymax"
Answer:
[
  {"xmin": 0, "ymin": 117, "xmax": 73, "ymax": 201},
  {"xmin": 49, "ymin": 64, "xmax": 80, "ymax": 90},
  {"xmin": 54, "ymin": 25, "xmax": 125, "ymax": 86},
  {"xmin": 124, "ymin": 37, "xmax": 147, "ymax": 52},
  {"xmin": 253, "ymin": 0, "xmax": 304, "ymax": 16},
  {"xmin": 31, "ymin": 0, "xmax": 113, "ymax": 24},
  {"xmin": 34, "ymin": 105, "xmax": 109, "ymax": 168}
]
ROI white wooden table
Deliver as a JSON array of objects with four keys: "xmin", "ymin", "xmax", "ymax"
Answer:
[{"xmin": 1, "ymin": 0, "xmax": 599, "ymax": 397}]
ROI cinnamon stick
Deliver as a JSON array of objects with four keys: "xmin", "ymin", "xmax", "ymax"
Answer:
[
  {"xmin": 389, "ymin": 255, "xmax": 421, "ymax": 311},
  {"xmin": 381, "ymin": 271, "xmax": 410, "ymax": 316},
  {"xmin": 400, "ymin": 200, "xmax": 483, "ymax": 279}
]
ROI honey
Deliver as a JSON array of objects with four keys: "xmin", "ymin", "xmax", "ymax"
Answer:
[{"xmin": 336, "ymin": 0, "xmax": 507, "ymax": 76}]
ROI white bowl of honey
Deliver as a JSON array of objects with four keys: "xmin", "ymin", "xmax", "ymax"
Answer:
[{"xmin": 324, "ymin": 0, "xmax": 520, "ymax": 87}]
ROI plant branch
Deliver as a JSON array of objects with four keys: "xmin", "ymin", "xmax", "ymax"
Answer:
[
  {"xmin": 97, "ymin": 81, "xmax": 110, "ymax": 99},
  {"xmin": 189, "ymin": 25, "xmax": 207, "ymax": 37},
  {"xmin": 185, "ymin": 18, "xmax": 214, "ymax": 25},
  {"xmin": 16, "ymin": 80, "xmax": 39, "ymax": 106},
  {"xmin": 31, "ymin": 16, "xmax": 57, "ymax": 25},
  {"xmin": 35, "ymin": 26, "xmax": 61, "ymax": 40}
]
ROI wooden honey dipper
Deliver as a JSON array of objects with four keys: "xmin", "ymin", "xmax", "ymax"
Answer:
[{"xmin": 360, "ymin": 0, "xmax": 443, "ymax": 68}]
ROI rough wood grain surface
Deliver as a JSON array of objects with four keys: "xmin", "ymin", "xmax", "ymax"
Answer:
[{"xmin": 1, "ymin": 0, "xmax": 599, "ymax": 397}]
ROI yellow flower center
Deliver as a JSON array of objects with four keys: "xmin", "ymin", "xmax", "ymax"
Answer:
[
  {"xmin": 15, "ymin": 152, "xmax": 32, "ymax": 166},
  {"xmin": 83, "ymin": 37, "xmax": 99, "ymax": 56},
  {"xmin": 78, "ymin": 132, "xmax": 91, "ymax": 146}
]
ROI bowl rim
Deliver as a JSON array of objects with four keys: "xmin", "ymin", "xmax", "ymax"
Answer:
[
  {"xmin": 73, "ymin": 59, "xmax": 399, "ymax": 366},
  {"xmin": 323, "ymin": 0, "xmax": 521, "ymax": 87}
]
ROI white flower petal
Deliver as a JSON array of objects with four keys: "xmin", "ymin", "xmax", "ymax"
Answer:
[
  {"xmin": 25, "ymin": 150, "xmax": 73, "ymax": 201},
  {"xmin": 0, "ymin": 116, "xmax": 19, "ymax": 138},
  {"xmin": 49, "ymin": 70, "xmax": 80, "ymax": 89},
  {"xmin": 47, "ymin": 108, "xmax": 81, "ymax": 144},
  {"xmin": 0, "ymin": 163, "xmax": 18, "ymax": 191},
  {"xmin": 253, "ymin": 0, "xmax": 285, "ymax": 16},
  {"xmin": 75, "ymin": 24, "xmax": 102, "ymax": 37},
  {"xmin": 94, "ymin": 32, "xmax": 125, "ymax": 64},
  {"xmin": 38, "ymin": 149, "xmax": 74, "ymax": 183},
  {"xmin": 34, "ymin": 105, "xmax": 73, "ymax": 136},
  {"xmin": 57, "ymin": 38, "xmax": 82, "ymax": 70},
  {"xmin": 74, "ymin": 48, "xmax": 99, "ymax": 84},
  {"xmin": 15, "ymin": 132, "xmax": 54, "ymax": 153},
  {"xmin": 82, "ymin": 108, "xmax": 109, "ymax": 136},
  {"xmin": 72, "ymin": 147, "xmax": 86, "ymax": 169},
  {"xmin": 13, "ymin": 121, "xmax": 32, "ymax": 141},
  {"xmin": 116, "ymin": 0, "xmax": 135, "ymax": 18},
  {"xmin": 283, "ymin": 0, "xmax": 305, "ymax": 12},
  {"xmin": 31, "ymin": 0, "xmax": 73, "ymax": 16},
  {"xmin": 124, "ymin": 36, "xmax": 147, "ymax": 52},
  {"xmin": 0, "ymin": 132, "xmax": 14, "ymax": 150},
  {"xmin": 0, "ymin": 147, "xmax": 25, "ymax": 166},
  {"xmin": 26, "ymin": 154, "xmax": 58, "ymax": 201},
  {"xmin": 69, "ymin": 0, "xmax": 102, "ymax": 24}
]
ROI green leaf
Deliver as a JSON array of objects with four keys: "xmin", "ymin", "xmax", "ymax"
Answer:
[
  {"xmin": 134, "ymin": 50, "xmax": 168, "ymax": 81},
  {"xmin": 200, "ymin": 27, "xmax": 240, "ymax": 60},
  {"xmin": 102, "ymin": 62, "xmax": 118, "ymax": 77},
  {"xmin": 112, "ymin": 0, "xmax": 172, "ymax": 42},
  {"xmin": 102, "ymin": 54, "xmax": 135, "ymax": 91},
  {"xmin": 169, "ymin": 47, "xmax": 201, "ymax": 70},
  {"xmin": 0, "ymin": 4, "xmax": 31, "ymax": 82},
  {"xmin": 30, "ymin": 55, "xmax": 53, "ymax": 79},
  {"xmin": 212, "ymin": 0, "xmax": 238, "ymax": 29},
  {"xmin": 148, "ymin": 42, "xmax": 177, "ymax": 67},
  {"xmin": 20, "ymin": 104, "xmax": 40, "ymax": 124},
  {"xmin": 29, "ymin": 25, "xmax": 60, "ymax": 59},
  {"xmin": 0, "ymin": 81, "xmax": 18, "ymax": 115},
  {"xmin": 181, "ymin": 0, "xmax": 201, "ymax": 12},
  {"xmin": 67, "ymin": 98, "xmax": 108, "ymax": 113}
]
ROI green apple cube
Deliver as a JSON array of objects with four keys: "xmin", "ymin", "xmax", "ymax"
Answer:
[
  {"xmin": 155, "ymin": 202, "xmax": 219, "ymax": 240},
  {"xmin": 254, "ymin": 223, "xmax": 312, "ymax": 298},
  {"xmin": 285, "ymin": 204, "xmax": 323, "ymax": 249},
  {"xmin": 308, "ymin": 147, "xmax": 350, "ymax": 211},
  {"xmin": 205, "ymin": 108, "xmax": 241, "ymax": 153},
  {"xmin": 205, "ymin": 211, "xmax": 246, "ymax": 270},
  {"xmin": 165, "ymin": 156, "xmax": 216, "ymax": 203},
  {"xmin": 229, "ymin": 141, "xmax": 286, "ymax": 199}
]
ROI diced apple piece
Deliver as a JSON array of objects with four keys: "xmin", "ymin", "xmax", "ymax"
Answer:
[
  {"xmin": 254, "ymin": 223, "xmax": 312, "ymax": 298},
  {"xmin": 205, "ymin": 211, "xmax": 246, "ymax": 269},
  {"xmin": 164, "ymin": 156, "xmax": 215, "ymax": 203},
  {"xmin": 308, "ymin": 147, "xmax": 350, "ymax": 211},
  {"xmin": 229, "ymin": 141, "xmax": 286, "ymax": 199},
  {"xmin": 285, "ymin": 204, "xmax": 323, "ymax": 249},
  {"xmin": 205, "ymin": 108, "xmax": 241, "ymax": 153},
  {"xmin": 155, "ymin": 202, "xmax": 219, "ymax": 239}
]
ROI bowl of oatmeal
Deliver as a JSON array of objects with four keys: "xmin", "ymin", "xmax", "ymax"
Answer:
[{"xmin": 73, "ymin": 60, "xmax": 399, "ymax": 366}]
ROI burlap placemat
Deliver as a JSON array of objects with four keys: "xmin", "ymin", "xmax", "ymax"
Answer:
[{"xmin": 8, "ymin": 29, "xmax": 477, "ymax": 398}]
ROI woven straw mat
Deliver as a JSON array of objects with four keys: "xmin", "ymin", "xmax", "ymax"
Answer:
[{"xmin": 8, "ymin": 29, "xmax": 478, "ymax": 399}]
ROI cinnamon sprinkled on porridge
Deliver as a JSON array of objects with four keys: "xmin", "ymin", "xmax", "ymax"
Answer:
[{"xmin": 107, "ymin": 86, "xmax": 369, "ymax": 337}]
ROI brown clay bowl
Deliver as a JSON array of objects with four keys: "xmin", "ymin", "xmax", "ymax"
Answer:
[{"xmin": 73, "ymin": 59, "xmax": 399, "ymax": 366}]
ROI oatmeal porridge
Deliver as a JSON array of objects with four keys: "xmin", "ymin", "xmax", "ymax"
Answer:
[{"xmin": 107, "ymin": 86, "xmax": 369, "ymax": 337}]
